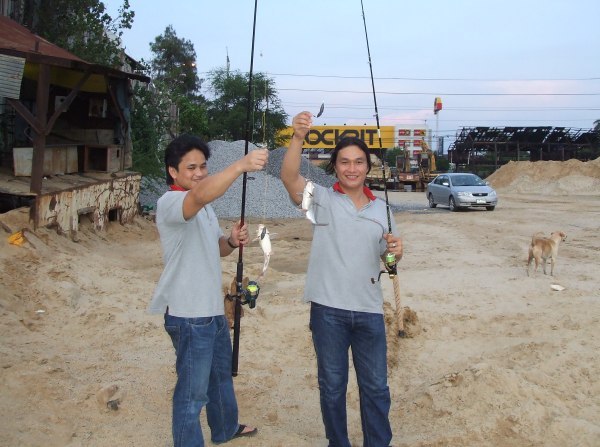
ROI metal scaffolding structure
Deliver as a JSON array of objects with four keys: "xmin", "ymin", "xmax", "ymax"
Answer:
[{"xmin": 448, "ymin": 126, "xmax": 600, "ymax": 177}]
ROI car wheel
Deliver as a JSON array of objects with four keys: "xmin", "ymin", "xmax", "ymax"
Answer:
[
  {"xmin": 449, "ymin": 196, "xmax": 458, "ymax": 212},
  {"xmin": 486, "ymin": 206, "xmax": 495, "ymax": 211},
  {"xmin": 428, "ymin": 193, "xmax": 437, "ymax": 208}
]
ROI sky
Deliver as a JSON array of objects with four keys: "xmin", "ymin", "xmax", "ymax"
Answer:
[{"xmin": 105, "ymin": 0, "xmax": 600, "ymax": 149}]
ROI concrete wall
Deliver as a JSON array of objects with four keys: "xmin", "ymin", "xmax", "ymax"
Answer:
[{"xmin": 34, "ymin": 173, "xmax": 141, "ymax": 235}]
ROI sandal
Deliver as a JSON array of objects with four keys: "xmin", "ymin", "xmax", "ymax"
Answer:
[{"xmin": 233, "ymin": 424, "xmax": 258, "ymax": 438}]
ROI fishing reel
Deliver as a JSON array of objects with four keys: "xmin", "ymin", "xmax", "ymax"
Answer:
[
  {"xmin": 385, "ymin": 252, "xmax": 398, "ymax": 277},
  {"xmin": 241, "ymin": 281, "xmax": 260, "ymax": 309},
  {"xmin": 371, "ymin": 252, "xmax": 397, "ymax": 283}
]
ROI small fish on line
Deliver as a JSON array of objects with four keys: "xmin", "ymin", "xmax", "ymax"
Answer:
[
  {"xmin": 314, "ymin": 102, "xmax": 325, "ymax": 118},
  {"xmin": 301, "ymin": 180, "xmax": 319, "ymax": 225},
  {"xmin": 253, "ymin": 224, "xmax": 272, "ymax": 279}
]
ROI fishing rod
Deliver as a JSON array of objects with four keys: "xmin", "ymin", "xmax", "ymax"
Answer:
[
  {"xmin": 232, "ymin": 0, "xmax": 260, "ymax": 377},
  {"xmin": 360, "ymin": 0, "xmax": 396, "ymax": 278}
]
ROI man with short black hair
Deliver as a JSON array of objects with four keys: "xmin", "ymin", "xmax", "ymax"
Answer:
[{"xmin": 149, "ymin": 134, "xmax": 268, "ymax": 447}]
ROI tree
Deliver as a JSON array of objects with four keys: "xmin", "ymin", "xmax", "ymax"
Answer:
[
  {"xmin": 206, "ymin": 68, "xmax": 288, "ymax": 148},
  {"xmin": 435, "ymin": 156, "xmax": 450, "ymax": 172},
  {"xmin": 594, "ymin": 119, "xmax": 600, "ymax": 131},
  {"xmin": 22, "ymin": 0, "xmax": 134, "ymax": 67},
  {"xmin": 130, "ymin": 26, "xmax": 208, "ymax": 177},
  {"xmin": 149, "ymin": 25, "xmax": 199, "ymax": 97},
  {"xmin": 385, "ymin": 147, "xmax": 402, "ymax": 167},
  {"xmin": 176, "ymin": 94, "xmax": 209, "ymax": 137},
  {"xmin": 146, "ymin": 25, "xmax": 208, "ymax": 138},
  {"xmin": 130, "ymin": 83, "xmax": 170, "ymax": 178}
]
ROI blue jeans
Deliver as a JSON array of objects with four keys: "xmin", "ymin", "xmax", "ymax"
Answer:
[
  {"xmin": 310, "ymin": 302, "xmax": 392, "ymax": 447},
  {"xmin": 164, "ymin": 313, "xmax": 239, "ymax": 447}
]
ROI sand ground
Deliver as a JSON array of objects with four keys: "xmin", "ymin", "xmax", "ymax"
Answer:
[{"xmin": 1, "ymin": 183, "xmax": 599, "ymax": 446}]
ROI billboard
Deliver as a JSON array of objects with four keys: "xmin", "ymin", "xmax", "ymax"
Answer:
[
  {"xmin": 434, "ymin": 97, "xmax": 443, "ymax": 114},
  {"xmin": 279, "ymin": 125, "xmax": 396, "ymax": 150}
]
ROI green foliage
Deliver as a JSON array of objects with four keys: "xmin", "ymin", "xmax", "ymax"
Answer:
[
  {"xmin": 385, "ymin": 147, "xmax": 402, "ymax": 167},
  {"xmin": 130, "ymin": 83, "xmax": 209, "ymax": 177},
  {"xmin": 206, "ymin": 68, "xmax": 288, "ymax": 148},
  {"xmin": 176, "ymin": 95, "xmax": 209, "ymax": 137},
  {"xmin": 130, "ymin": 84, "xmax": 169, "ymax": 178},
  {"xmin": 130, "ymin": 26, "xmax": 209, "ymax": 176},
  {"xmin": 23, "ymin": 0, "xmax": 134, "ymax": 67},
  {"xmin": 436, "ymin": 156, "xmax": 450, "ymax": 172}
]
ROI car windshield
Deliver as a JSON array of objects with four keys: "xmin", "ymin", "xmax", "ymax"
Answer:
[{"xmin": 452, "ymin": 175, "xmax": 485, "ymax": 187}]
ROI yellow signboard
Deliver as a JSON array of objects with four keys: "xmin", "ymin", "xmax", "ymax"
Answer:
[
  {"xmin": 24, "ymin": 63, "xmax": 108, "ymax": 93},
  {"xmin": 279, "ymin": 125, "xmax": 396, "ymax": 150}
]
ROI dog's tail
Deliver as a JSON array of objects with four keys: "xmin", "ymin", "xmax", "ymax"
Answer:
[{"xmin": 526, "ymin": 245, "xmax": 534, "ymax": 276}]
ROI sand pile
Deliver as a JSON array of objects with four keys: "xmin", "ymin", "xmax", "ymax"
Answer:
[{"xmin": 487, "ymin": 157, "xmax": 600, "ymax": 195}]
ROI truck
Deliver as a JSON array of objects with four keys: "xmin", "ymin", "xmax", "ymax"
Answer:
[
  {"xmin": 396, "ymin": 139, "xmax": 438, "ymax": 191},
  {"xmin": 396, "ymin": 147, "xmax": 420, "ymax": 191},
  {"xmin": 365, "ymin": 153, "xmax": 397, "ymax": 190}
]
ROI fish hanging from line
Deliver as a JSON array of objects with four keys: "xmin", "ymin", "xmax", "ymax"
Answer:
[
  {"xmin": 301, "ymin": 180, "xmax": 317, "ymax": 225},
  {"xmin": 253, "ymin": 224, "xmax": 272, "ymax": 280}
]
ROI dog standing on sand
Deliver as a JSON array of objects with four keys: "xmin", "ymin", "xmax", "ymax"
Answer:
[{"xmin": 527, "ymin": 231, "xmax": 567, "ymax": 276}]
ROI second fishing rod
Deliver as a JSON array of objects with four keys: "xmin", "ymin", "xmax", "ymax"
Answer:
[{"xmin": 360, "ymin": 0, "xmax": 397, "ymax": 278}]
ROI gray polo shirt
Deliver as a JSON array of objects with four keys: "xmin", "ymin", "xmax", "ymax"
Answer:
[
  {"xmin": 148, "ymin": 191, "xmax": 225, "ymax": 318},
  {"xmin": 304, "ymin": 183, "xmax": 398, "ymax": 314}
]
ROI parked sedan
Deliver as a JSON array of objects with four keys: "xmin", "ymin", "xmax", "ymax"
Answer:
[{"xmin": 426, "ymin": 173, "xmax": 498, "ymax": 211}]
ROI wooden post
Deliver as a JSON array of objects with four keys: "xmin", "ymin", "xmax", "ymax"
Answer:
[{"xmin": 30, "ymin": 64, "xmax": 50, "ymax": 195}]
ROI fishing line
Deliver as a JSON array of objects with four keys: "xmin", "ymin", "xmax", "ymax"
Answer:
[
  {"xmin": 304, "ymin": 102, "xmax": 324, "ymax": 182},
  {"xmin": 261, "ymin": 78, "xmax": 269, "ymax": 221}
]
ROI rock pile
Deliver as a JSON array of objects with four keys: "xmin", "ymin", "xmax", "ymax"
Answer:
[{"xmin": 139, "ymin": 140, "xmax": 336, "ymax": 219}]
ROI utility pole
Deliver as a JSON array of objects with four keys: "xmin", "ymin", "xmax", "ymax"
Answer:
[{"xmin": 226, "ymin": 47, "xmax": 230, "ymax": 76}]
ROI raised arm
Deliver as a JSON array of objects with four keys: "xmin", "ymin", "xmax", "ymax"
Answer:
[
  {"xmin": 281, "ymin": 112, "xmax": 313, "ymax": 205},
  {"xmin": 183, "ymin": 149, "xmax": 268, "ymax": 219}
]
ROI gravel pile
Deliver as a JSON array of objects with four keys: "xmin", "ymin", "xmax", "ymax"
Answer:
[{"xmin": 139, "ymin": 140, "xmax": 337, "ymax": 219}]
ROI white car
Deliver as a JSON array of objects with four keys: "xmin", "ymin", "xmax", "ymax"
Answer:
[{"xmin": 426, "ymin": 173, "xmax": 498, "ymax": 211}]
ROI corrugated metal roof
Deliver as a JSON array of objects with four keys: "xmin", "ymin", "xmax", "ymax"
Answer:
[
  {"xmin": 0, "ymin": 15, "xmax": 149, "ymax": 82},
  {"xmin": 0, "ymin": 53, "xmax": 25, "ymax": 98},
  {"xmin": 0, "ymin": 15, "xmax": 87, "ymax": 64}
]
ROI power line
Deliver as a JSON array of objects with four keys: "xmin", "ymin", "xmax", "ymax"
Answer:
[
  {"xmin": 282, "ymin": 101, "xmax": 599, "ymax": 112},
  {"xmin": 273, "ymin": 73, "xmax": 600, "ymax": 82},
  {"xmin": 277, "ymin": 88, "xmax": 600, "ymax": 96},
  {"xmin": 312, "ymin": 116, "xmax": 597, "ymax": 124},
  {"xmin": 198, "ymin": 71, "xmax": 600, "ymax": 82}
]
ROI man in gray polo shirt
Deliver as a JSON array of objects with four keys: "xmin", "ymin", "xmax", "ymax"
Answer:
[
  {"xmin": 148, "ymin": 134, "xmax": 267, "ymax": 447},
  {"xmin": 281, "ymin": 112, "xmax": 403, "ymax": 447}
]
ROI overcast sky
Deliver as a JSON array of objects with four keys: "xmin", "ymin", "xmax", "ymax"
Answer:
[{"xmin": 105, "ymin": 0, "xmax": 599, "ymax": 146}]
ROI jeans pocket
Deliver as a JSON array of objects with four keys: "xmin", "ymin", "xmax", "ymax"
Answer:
[
  {"xmin": 165, "ymin": 324, "xmax": 179, "ymax": 352},
  {"xmin": 190, "ymin": 316, "xmax": 214, "ymax": 328}
]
